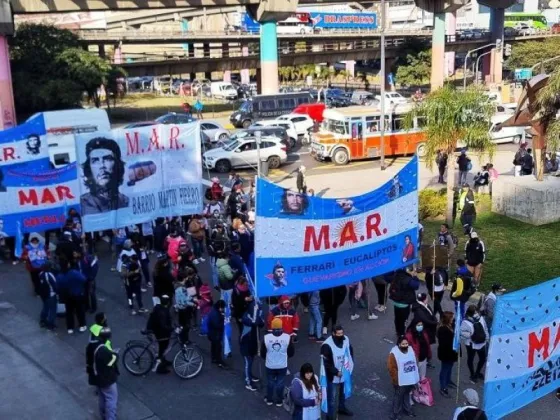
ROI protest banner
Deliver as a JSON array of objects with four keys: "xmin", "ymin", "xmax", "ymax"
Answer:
[{"xmin": 254, "ymin": 156, "xmax": 419, "ymax": 297}]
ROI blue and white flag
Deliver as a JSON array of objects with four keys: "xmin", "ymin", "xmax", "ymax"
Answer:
[
  {"xmin": 342, "ymin": 345, "xmax": 353, "ymax": 399},
  {"xmin": 453, "ymin": 301, "xmax": 462, "ymax": 352},
  {"xmin": 14, "ymin": 221, "xmax": 23, "ymax": 258},
  {"xmin": 319, "ymin": 357, "xmax": 328, "ymax": 413},
  {"xmin": 223, "ymin": 292, "xmax": 232, "ymax": 357}
]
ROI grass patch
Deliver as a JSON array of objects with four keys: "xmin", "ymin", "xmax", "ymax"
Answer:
[{"xmin": 422, "ymin": 200, "xmax": 560, "ymax": 292}]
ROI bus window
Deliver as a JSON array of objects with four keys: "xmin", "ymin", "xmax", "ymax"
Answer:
[
  {"xmin": 415, "ymin": 117, "xmax": 426, "ymax": 129},
  {"xmin": 366, "ymin": 116, "xmax": 380, "ymax": 132},
  {"xmin": 393, "ymin": 117, "xmax": 405, "ymax": 132},
  {"xmin": 328, "ymin": 119, "xmax": 347, "ymax": 134},
  {"xmin": 351, "ymin": 119, "xmax": 363, "ymax": 138}
]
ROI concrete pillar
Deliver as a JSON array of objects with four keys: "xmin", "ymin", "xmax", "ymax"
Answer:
[
  {"xmin": 188, "ymin": 43, "xmax": 195, "ymax": 59},
  {"xmin": 223, "ymin": 71, "xmax": 231, "ymax": 82},
  {"xmin": 260, "ymin": 21, "xmax": 279, "ymax": 95},
  {"xmin": 430, "ymin": 13, "xmax": 445, "ymax": 91},
  {"xmin": 0, "ymin": 36, "xmax": 16, "ymax": 129},
  {"xmin": 490, "ymin": 8, "xmax": 505, "ymax": 84},
  {"xmin": 113, "ymin": 43, "xmax": 123, "ymax": 64},
  {"xmin": 240, "ymin": 43, "xmax": 250, "ymax": 85},
  {"xmin": 445, "ymin": 12, "xmax": 456, "ymax": 77},
  {"xmin": 345, "ymin": 61, "xmax": 355, "ymax": 78},
  {"xmin": 98, "ymin": 44, "xmax": 105, "ymax": 58}
]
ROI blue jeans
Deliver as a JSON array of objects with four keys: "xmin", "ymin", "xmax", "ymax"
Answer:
[
  {"xmin": 266, "ymin": 367, "xmax": 287, "ymax": 404},
  {"xmin": 243, "ymin": 356, "xmax": 254, "ymax": 385},
  {"xmin": 326, "ymin": 381, "xmax": 347, "ymax": 419},
  {"xmin": 308, "ymin": 305, "xmax": 323, "ymax": 338},
  {"xmin": 98, "ymin": 383, "xmax": 118, "ymax": 420},
  {"xmin": 439, "ymin": 361, "xmax": 455, "ymax": 390},
  {"xmin": 40, "ymin": 295, "xmax": 57, "ymax": 328},
  {"xmin": 459, "ymin": 170, "xmax": 468, "ymax": 186},
  {"xmin": 191, "ymin": 237, "xmax": 204, "ymax": 259}
]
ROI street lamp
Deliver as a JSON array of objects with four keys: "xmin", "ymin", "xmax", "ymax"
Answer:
[
  {"xmin": 475, "ymin": 50, "xmax": 493, "ymax": 85},
  {"xmin": 463, "ymin": 43, "xmax": 496, "ymax": 89}
]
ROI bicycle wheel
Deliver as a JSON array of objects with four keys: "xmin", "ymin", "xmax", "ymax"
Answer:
[
  {"xmin": 173, "ymin": 345, "xmax": 203, "ymax": 379},
  {"xmin": 122, "ymin": 343, "xmax": 155, "ymax": 376}
]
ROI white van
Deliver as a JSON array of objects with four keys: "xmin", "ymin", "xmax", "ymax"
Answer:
[
  {"xmin": 210, "ymin": 82, "xmax": 238, "ymax": 100},
  {"xmin": 26, "ymin": 109, "xmax": 111, "ymax": 168},
  {"xmin": 489, "ymin": 113, "xmax": 529, "ymax": 144},
  {"xmin": 277, "ymin": 17, "xmax": 314, "ymax": 35}
]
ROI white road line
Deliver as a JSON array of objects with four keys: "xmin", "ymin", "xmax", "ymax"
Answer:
[{"xmin": 358, "ymin": 388, "xmax": 387, "ymax": 401}]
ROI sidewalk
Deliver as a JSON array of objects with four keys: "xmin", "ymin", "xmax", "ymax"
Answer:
[{"xmin": 0, "ymin": 302, "xmax": 159, "ymax": 420}]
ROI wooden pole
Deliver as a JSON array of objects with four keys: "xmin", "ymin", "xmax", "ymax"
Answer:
[{"xmin": 432, "ymin": 240, "xmax": 436, "ymax": 301}]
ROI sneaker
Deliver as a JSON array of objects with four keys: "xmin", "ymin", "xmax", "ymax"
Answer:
[
  {"xmin": 350, "ymin": 314, "xmax": 360, "ymax": 321},
  {"xmin": 12, "ymin": 260, "xmax": 19, "ymax": 265},
  {"xmin": 193, "ymin": 259, "xmax": 200, "ymax": 265},
  {"xmin": 78, "ymin": 326, "xmax": 87, "ymax": 333},
  {"xmin": 275, "ymin": 402, "xmax": 283, "ymax": 407},
  {"xmin": 245, "ymin": 384, "xmax": 257, "ymax": 392},
  {"xmin": 368, "ymin": 313, "xmax": 379, "ymax": 320},
  {"xmin": 378, "ymin": 305, "xmax": 387, "ymax": 312},
  {"xmin": 199, "ymin": 257, "xmax": 206, "ymax": 262},
  {"xmin": 131, "ymin": 310, "xmax": 137, "ymax": 315},
  {"xmin": 322, "ymin": 327, "xmax": 327, "ymax": 336},
  {"xmin": 141, "ymin": 287, "xmax": 147, "ymax": 292},
  {"xmin": 251, "ymin": 377, "xmax": 260, "ymax": 383},
  {"xmin": 147, "ymin": 282, "xmax": 153, "ymax": 288},
  {"xmin": 110, "ymin": 267, "xmax": 116, "ymax": 272},
  {"xmin": 303, "ymin": 307, "xmax": 309, "ymax": 313},
  {"xmin": 264, "ymin": 398, "xmax": 273, "ymax": 406},
  {"xmin": 316, "ymin": 336, "xmax": 326, "ymax": 343},
  {"xmin": 67, "ymin": 329, "xmax": 74, "ymax": 334},
  {"xmin": 138, "ymin": 308, "xmax": 149, "ymax": 313}
]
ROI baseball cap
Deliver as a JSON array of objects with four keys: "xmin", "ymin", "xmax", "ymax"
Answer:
[
  {"xmin": 463, "ymin": 388, "xmax": 479, "ymax": 406},
  {"xmin": 470, "ymin": 232, "xmax": 478, "ymax": 239},
  {"xmin": 492, "ymin": 283, "xmax": 506, "ymax": 293},
  {"xmin": 271, "ymin": 317, "xmax": 283, "ymax": 330}
]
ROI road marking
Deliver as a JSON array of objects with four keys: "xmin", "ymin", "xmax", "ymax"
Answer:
[
  {"xmin": 269, "ymin": 168, "xmax": 290, "ymax": 177},
  {"xmin": 358, "ymin": 388, "xmax": 387, "ymax": 401}
]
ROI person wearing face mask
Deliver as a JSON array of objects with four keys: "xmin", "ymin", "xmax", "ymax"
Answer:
[
  {"xmin": 387, "ymin": 336, "xmax": 419, "ymax": 420},
  {"xmin": 480, "ymin": 283, "xmax": 505, "ymax": 334},
  {"xmin": 460, "ymin": 305, "xmax": 489, "ymax": 384},
  {"xmin": 261, "ymin": 317, "xmax": 295, "ymax": 407},
  {"xmin": 405, "ymin": 320, "xmax": 432, "ymax": 380},
  {"xmin": 146, "ymin": 294, "xmax": 174, "ymax": 374},
  {"xmin": 320, "ymin": 325, "xmax": 354, "ymax": 419}
]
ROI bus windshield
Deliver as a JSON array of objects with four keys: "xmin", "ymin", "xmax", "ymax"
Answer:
[{"xmin": 324, "ymin": 119, "xmax": 348, "ymax": 135}]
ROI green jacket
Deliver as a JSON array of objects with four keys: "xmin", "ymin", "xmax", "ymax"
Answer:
[
  {"xmin": 216, "ymin": 257, "xmax": 234, "ymax": 290},
  {"xmin": 90, "ymin": 324, "xmax": 112, "ymax": 350}
]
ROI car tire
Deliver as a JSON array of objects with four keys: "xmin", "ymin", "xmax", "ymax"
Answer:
[
  {"xmin": 268, "ymin": 156, "xmax": 281, "ymax": 169},
  {"xmin": 218, "ymin": 133, "xmax": 229, "ymax": 141},
  {"xmin": 290, "ymin": 137, "xmax": 297, "ymax": 149},
  {"xmin": 242, "ymin": 120, "xmax": 251, "ymax": 129},
  {"xmin": 512, "ymin": 135, "xmax": 522, "ymax": 144},
  {"xmin": 333, "ymin": 148, "xmax": 349, "ymax": 165},
  {"xmin": 215, "ymin": 159, "xmax": 231, "ymax": 173},
  {"xmin": 416, "ymin": 142, "xmax": 427, "ymax": 157}
]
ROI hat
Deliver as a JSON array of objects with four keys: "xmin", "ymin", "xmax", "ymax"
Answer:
[
  {"xmin": 280, "ymin": 295, "xmax": 290, "ymax": 304},
  {"xmin": 492, "ymin": 283, "xmax": 506, "ymax": 293},
  {"xmin": 417, "ymin": 292, "xmax": 427, "ymax": 302},
  {"xmin": 63, "ymin": 231, "xmax": 72, "ymax": 237},
  {"xmin": 86, "ymin": 137, "xmax": 121, "ymax": 160},
  {"xmin": 470, "ymin": 232, "xmax": 478, "ymax": 239},
  {"xmin": 463, "ymin": 388, "xmax": 479, "ymax": 406},
  {"xmin": 211, "ymin": 177, "xmax": 220, "ymax": 183},
  {"xmin": 271, "ymin": 317, "xmax": 283, "ymax": 330}
]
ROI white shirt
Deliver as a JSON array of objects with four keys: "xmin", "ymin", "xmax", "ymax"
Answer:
[
  {"xmin": 264, "ymin": 333, "xmax": 290, "ymax": 369},
  {"xmin": 117, "ymin": 249, "xmax": 137, "ymax": 272},
  {"xmin": 390, "ymin": 346, "xmax": 420, "ymax": 386},
  {"xmin": 294, "ymin": 377, "xmax": 320, "ymax": 420}
]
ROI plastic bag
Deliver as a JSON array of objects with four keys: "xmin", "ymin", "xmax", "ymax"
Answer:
[{"xmin": 411, "ymin": 377, "xmax": 434, "ymax": 407}]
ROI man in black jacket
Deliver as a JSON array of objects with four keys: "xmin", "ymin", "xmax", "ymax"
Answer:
[
  {"xmin": 465, "ymin": 232, "xmax": 486, "ymax": 286},
  {"xmin": 389, "ymin": 268, "xmax": 420, "ymax": 337},
  {"xmin": 93, "ymin": 327, "xmax": 119, "ymax": 420},
  {"xmin": 459, "ymin": 184, "xmax": 476, "ymax": 228},
  {"xmin": 147, "ymin": 295, "xmax": 174, "ymax": 374}
]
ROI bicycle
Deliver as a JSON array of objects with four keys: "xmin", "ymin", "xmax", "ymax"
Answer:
[{"xmin": 122, "ymin": 329, "xmax": 203, "ymax": 379}]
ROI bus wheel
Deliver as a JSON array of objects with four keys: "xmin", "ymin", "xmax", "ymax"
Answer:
[
  {"xmin": 242, "ymin": 120, "xmax": 251, "ymax": 129},
  {"xmin": 416, "ymin": 143, "xmax": 427, "ymax": 158},
  {"xmin": 333, "ymin": 148, "xmax": 349, "ymax": 165}
]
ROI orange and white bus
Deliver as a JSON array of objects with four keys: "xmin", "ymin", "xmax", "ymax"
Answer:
[{"xmin": 310, "ymin": 104, "xmax": 426, "ymax": 165}]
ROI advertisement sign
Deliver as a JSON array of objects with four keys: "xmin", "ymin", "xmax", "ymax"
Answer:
[
  {"xmin": 310, "ymin": 12, "xmax": 377, "ymax": 29},
  {"xmin": 75, "ymin": 123, "xmax": 203, "ymax": 232},
  {"xmin": 254, "ymin": 157, "xmax": 418, "ymax": 298},
  {"xmin": 514, "ymin": 68, "xmax": 532, "ymax": 81},
  {"xmin": 483, "ymin": 277, "xmax": 560, "ymax": 419}
]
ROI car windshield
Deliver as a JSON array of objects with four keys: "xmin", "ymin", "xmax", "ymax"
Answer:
[
  {"xmin": 239, "ymin": 101, "xmax": 251, "ymax": 112},
  {"xmin": 222, "ymin": 140, "xmax": 240, "ymax": 151},
  {"xmin": 230, "ymin": 131, "xmax": 251, "ymax": 141}
]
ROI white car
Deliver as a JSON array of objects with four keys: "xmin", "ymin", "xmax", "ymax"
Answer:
[
  {"xmin": 251, "ymin": 120, "xmax": 298, "ymax": 148},
  {"xmin": 375, "ymin": 92, "xmax": 408, "ymax": 106},
  {"xmin": 489, "ymin": 113, "xmax": 530, "ymax": 144},
  {"xmin": 276, "ymin": 114, "xmax": 314, "ymax": 136},
  {"xmin": 200, "ymin": 121, "xmax": 230, "ymax": 143},
  {"xmin": 203, "ymin": 137, "xmax": 287, "ymax": 173}
]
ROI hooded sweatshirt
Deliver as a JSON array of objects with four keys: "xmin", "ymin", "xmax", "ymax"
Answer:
[
  {"xmin": 23, "ymin": 239, "xmax": 48, "ymax": 271},
  {"xmin": 232, "ymin": 280, "xmax": 251, "ymax": 319},
  {"xmin": 239, "ymin": 301, "xmax": 264, "ymax": 357},
  {"xmin": 267, "ymin": 295, "xmax": 300, "ymax": 336}
]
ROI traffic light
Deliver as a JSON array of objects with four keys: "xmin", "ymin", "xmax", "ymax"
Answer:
[
  {"xmin": 496, "ymin": 39, "xmax": 502, "ymax": 50},
  {"xmin": 504, "ymin": 44, "xmax": 512, "ymax": 57}
]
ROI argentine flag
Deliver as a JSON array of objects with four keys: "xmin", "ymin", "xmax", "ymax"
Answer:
[
  {"xmin": 453, "ymin": 301, "xmax": 462, "ymax": 352},
  {"xmin": 342, "ymin": 346, "xmax": 353, "ymax": 399},
  {"xmin": 223, "ymin": 292, "xmax": 232, "ymax": 357},
  {"xmin": 14, "ymin": 221, "xmax": 23, "ymax": 258},
  {"xmin": 319, "ymin": 357, "xmax": 328, "ymax": 413}
]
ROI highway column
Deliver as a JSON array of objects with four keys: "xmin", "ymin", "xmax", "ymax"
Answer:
[
  {"xmin": 489, "ymin": 8, "xmax": 505, "ymax": 84},
  {"xmin": 0, "ymin": 2, "xmax": 15, "ymax": 130},
  {"xmin": 445, "ymin": 11, "xmax": 456, "ymax": 77},
  {"xmin": 260, "ymin": 21, "xmax": 279, "ymax": 94},
  {"xmin": 430, "ymin": 13, "xmax": 446, "ymax": 90}
]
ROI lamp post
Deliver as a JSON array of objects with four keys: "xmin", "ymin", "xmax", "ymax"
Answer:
[
  {"xmin": 475, "ymin": 50, "xmax": 493, "ymax": 85},
  {"xmin": 463, "ymin": 43, "xmax": 496, "ymax": 89},
  {"xmin": 379, "ymin": 0, "xmax": 386, "ymax": 170}
]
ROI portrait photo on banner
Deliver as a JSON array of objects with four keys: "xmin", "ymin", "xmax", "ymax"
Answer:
[
  {"xmin": 75, "ymin": 124, "xmax": 203, "ymax": 232},
  {"xmin": 254, "ymin": 157, "xmax": 419, "ymax": 298}
]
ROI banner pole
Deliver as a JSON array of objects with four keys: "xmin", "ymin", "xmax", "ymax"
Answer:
[
  {"xmin": 456, "ymin": 352, "xmax": 461, "ymax": 403},
  {"xmin": 432, "ymin": 239, "xmax": 436, "ymax": 301}
]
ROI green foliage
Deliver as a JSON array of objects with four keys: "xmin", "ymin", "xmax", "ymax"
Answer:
[
  {"xmin": 535, "ymin": 65, "xmax": 560, "ymax": 152},
  {"xmin": 9, "ymin": 23, "xmax": 123, "ymax": 114},
  {"xmin": 505, "ymin": 38, "xmax": 560, "ymax": 73},
  {"xmin": 419, "ymin": 188, "xmax": 447, "ymax": 219},
  {"xmin": 395, "ymin": 49, "xmax": 431, "ymax": 87}
]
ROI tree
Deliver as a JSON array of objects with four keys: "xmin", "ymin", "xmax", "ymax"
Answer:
[
  {"xmin": 396, "ymin": 49, "xmax": 431, "ymax": 87},
  {"xmin": 505, "ymin": 38, "xmax": 560, "ymax": 73},
  {"xmin": 403, "ymin": 85, "xmax": 495, "ymax": 224},
  {"xmin": 338, "ymin": 70, "xmax": 350, "ymax": 90}
]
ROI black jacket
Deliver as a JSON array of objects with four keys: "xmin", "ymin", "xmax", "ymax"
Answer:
[
  {"xmin": 147, "ymin": 304, "xmax": 173, "ymax": 338},
  {"xmin": 208, "ymin": 304, "xmax": 225, "ymax": 342},
  {"xmin": 153, "ymin": 269, "xmax": 175, "ymax": 299},
  {"xmin": 55, "ymin": 239, "xmax": 78, "ymax": 261},
  {"xmin": 411, "ymin": 302, "xmax": 438, "ymax": 344},
  {"xmin": 153, "ymin": 224, "xmax": 168, "ymax": 252},
  {"xmin": 465, "ymin": 239, "xmax": 485, "ymax": 266},
  {"xmin": 320, "ymin": 337, "xmax": 354, "ymax": 382},
  {"xmin": 457, "ymin": 154, "xmax": 471, "ymax": 171},
  {"xmin": 93, "ymin": 344, "xmax": 119, "ymax": 388},
  {"xmin": 232, "ymin": 286, "xmax": 251, "ymax": 320},
  {"xmin": 296, "ymin": 172, "xmax": 306, "ymax": 191},
  {"xmin": 320, "ymin": 285, "xmax": 347, "ymax": 309},
  {"xmin": 436, "ymin": 325, "xmax": 458, "ymax": 363}
]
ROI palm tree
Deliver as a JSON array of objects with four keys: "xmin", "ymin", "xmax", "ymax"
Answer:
[
  {"xmin": 279, "ymin": 67, "xmax": 291, "ymax": 85},
  {"xmin": 298, "ymin": 64, "xmax": 315, "ymax": 87},
  {"xmin": 534, "ymin": 70, "xmax": 560, "ymax": 181},
  {"xmin": 403, "ymin": 85, "xmax": 495, "ymax": 224},
  {"xmin": 338, "ymin": 69, "xmax": 350, "ymax": 90}
]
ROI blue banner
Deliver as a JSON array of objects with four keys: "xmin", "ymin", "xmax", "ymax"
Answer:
[
  {"xmin": 254, "ymin": 157, "xmax": 418, "ymax": 298},
  {"xmin": 310, "ymin": 12, "xmax": 377, "ymax": 29},
  {"xmin": 483, "ymin": 277, "xmax": 560, "ymax": 419},
  {"xmin": 75, "ymin": 123, "xmax": 203, "ymax": 232}
]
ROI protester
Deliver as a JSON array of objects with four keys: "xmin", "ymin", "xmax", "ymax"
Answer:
[
  {"xmin": 174, "ymin": 272, "xmax": 198, "ymax": 344},
  {"xmin": 513, "ymin": 143, "xmax": 527, "ymax": 177},
  {"xmin": 74, "ymin": 247, "xmax": 99, "ymax": 313},
  {"xmin": 320, "ymin": 286, "xmax": 347, "ymax": 337},
  {"xmin": 111, "ymin": 228, "xmax": 128, "ymax": 271},
  {"xmin": 389, "ymin": 267, "xmax": 420, "ymax": 337},
  {"xmin": 133, "ymin": 239, "xmax": 151, "ymax": 291},
  {"xmin": 453, "ymin": 389, "xmax": 488, "ymax": 420},
  {"xmin": 387, "ymin": 335, "xmax": 420, "ymax": 420},
  {"xmin": 424, "ymin": 268, "xmax": 447, "ymax": 318},
  {"xmin": 437, "ymin": 311, "xmax": 458, "ymax": 398},
  {"xmin": 146, "ymin": 294, "xmax": 174, "ymax": 374},
  {"xmin": 308, "ymin": 290, "xmax": 324, "ymax": 342},
  {"xmin": 320, "ymin": 325, "xmax": 354, "ymax": 419},
  {"xmin": 188, "ymin": 215, "xmax": 206, "ymax": 263},
  {"xmin": 411, "ymin": 293, "xmax": 437, "ymax": 347},
  {"xmin": 123, "ymin": 258, "xmax": 147, "ymax": 315},
  {"xmin": 56, "ymin": 257, "xmax": 87, "ymax": 334},
  {"xmin": 152, "ymin": 254, "xmax": 174, "ymax": 305},
  {"xmin": 217, "ymin": 251, "xmax": 235, "ymax": 300},
  {"xmin": 457, "ymin": 150, "xmax": 471, "ymax": 186},
  {"xmin": 437, "ymin": 223, "xmax": 457, "ymax": 264},
  {"xmin": 372, "ymin": 274, "xmax": 390, "ymax": 313},
  {"xmin": 38, "ymin": 261, "xmax": 57, "ymax": 330},
  {"xmin": 465, "ymin": 232, "xmax": 486, "ymax": 286},
  {"xmin": 240, "ymin": 301, "xmax": 264, "ymax": 391},
  {"xmin": 436, "ymin": 149, "xmax": 448, "ymax": 184},
  {"xmin": 480, "ymin": 283, "xmax": 506, "ymax": 333},
  {"xmin": 473, "ymin": 165, "xmax": 490, "ymax": 191},
  {"xmin": 452, "ymin": 259, "xmax": 476, "ymax": 318},
  {"xmin": 116, "ymin": 239, "xmax": 136, "ymax": 274},
  {"xmin": 297, "ymin": 165, "xmax": 307, "ymax": 194},
  {"xmin": 232, "ymin": 275, "xmax": 253, "ymax": 335},
  {"xmin": 405, "ymin": 319, "xmax": 431, "ymax": 380},
  {"xmin": 22, "ymin": 234, "xmax": 48, "ymax": 295},
  {"xmin": 194, "ymin": 99, "xmax": 204, "ymax": 119},
  {"xmin": 86, "ymin": 313, "xmax": 110, "ymax": 388},
  {"xmin": 521, "ymin": 148, "xmax": 534, "ymax": 176},
  {"xmin": 56, "ymin": 231, "xmax": 79, "ymax": 262},
  {"xmin": 261, "ymin": 317, "xmax": 295, "ymax": 407},
  {"xmin": 208, "ymin": 299, "xmax": 228, "ymax": 368},
  {"xmin": 92, "ymin": 327, "xmax": 119, "ymax": 420},
  {"xmin": 460, "ymin": 305, "xmax": 489, "ymax": 384},
  {"xmin": 459, "ymin": 184, "xmax": 476, "ymax": 228},
  {"xmin": 267, "ymin": 295, "xmax": 300, "ymax": 342},
  {"xmin": 290, "ymin": 363, "xmax": 321, "ymax": 420}
]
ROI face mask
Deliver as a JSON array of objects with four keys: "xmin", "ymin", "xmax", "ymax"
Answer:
[
  {"xmin": 333, "ymin": 335, "xmax": 344, "ymax": 346},
  {"xmin": 416, "ymin": 325, "xmax": 424, "ymax": 332},
  {"xmin": 272, "ymin": 329, "xmax": 283, "ymax": 337},
  {"xmin": 399, "ymin": 346, "xmax": 409, "ymax": 353}
]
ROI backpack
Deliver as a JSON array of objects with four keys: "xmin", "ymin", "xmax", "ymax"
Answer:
[
  {"xmin": 467, "ymin": 161, "xmax": 473, "ymax": 171},
  {"xmin": 470, "ymin": 319, "xmax": 486, "ymax": 344},
  {"xmin": 174, "ymin": 286, "xmax": 190, "ymax": 310},
  {"xmin": 389, "ymin": 275, "xmax": 415, "ymax": 304},
  {"xmin": 433, "ymin": 269, "xmax": 448, "ymax": 287}
]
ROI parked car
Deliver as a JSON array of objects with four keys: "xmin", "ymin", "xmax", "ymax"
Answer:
[
  {"xmin": 251, "ymin": 119, "xmax": 298, "ymax": 148},
  {"xmin": 123, "ymin": 121, "xmax": 159, "ymax": 129},
  {"xmin": 351, "ymin": 90, "xmax": 376, "ymax": 105},
  {"xmin": 203, "ymin": 137, "xmax": 288, "ymax": 173},
  {"xmin": 489, "ymin": 113, "xmax": 530, "ymax": 144},
  {"xmin": 514, "ymin": 23, "xmax": 537, "ymax": 36},
  {"xmin": 155, "ymin": 113, "xmax": 197, "ymax": 125},
  {"xmin": 326, "ymin": 95, "xmax": 352, "ymax": 108},
  {"xmin": 276, "ymin": 113, "xmax": 314, "ymax": 136},
  {"xmin": 230, "ymin": 126, "xmax": 292, "ymax": 151},
  {"xmin": 504, "ymin": 26, "xmax": 517, "ymax": 37},
  {"xmin": 201, "ymin": 121, "xmax": 230, "ymax": 143},
  {"xmin": 375, "ymin": 92, "xmax": 408, "ymax": 106},
  {"xmin": 210, "ymin": 82, "xmax": 238, "ymax": 100}
]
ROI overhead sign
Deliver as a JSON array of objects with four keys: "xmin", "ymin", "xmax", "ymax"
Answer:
[
  {"xmin": 254, "ymin": 157, "xmax": 419, "ymax": 298},
  {"xmin": 75, "ymin": 123, "xmax": 203, "ymax": 232},
  {"xmin": 310, "ymin": 12, "xmax": 378, "ymax": 29},
  {"xmin": 483, "ymin": 277, "xmax": 560, "ymax": 419},
  {"xmin": 514, "ymin": 68, "xmax": 532, "ymax": 81}
]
